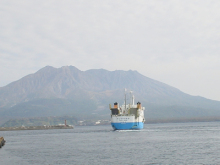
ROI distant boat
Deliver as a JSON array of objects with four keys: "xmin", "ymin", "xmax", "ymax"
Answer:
[{"xmin": 109, "ymin": 90, "xmax": 145, "ymax": 130}]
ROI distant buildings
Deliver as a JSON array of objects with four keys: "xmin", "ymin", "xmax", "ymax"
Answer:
[{"xmin": 77, "ymin": 120, "xmax": 110, "ymax": 126}]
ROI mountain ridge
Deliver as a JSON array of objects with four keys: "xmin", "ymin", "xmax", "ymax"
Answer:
[{"xmin": 1, "ymin": 65, "xmax": 220, "ymax": 122}]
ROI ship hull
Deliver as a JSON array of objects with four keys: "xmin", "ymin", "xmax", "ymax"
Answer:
[
  {"xmin": 111, "ymin": 122, "xmax": 144, "ymax": 130},
  {"xmin": 109, "ymin": 93, "xmax": 145, "ymax": 130}
]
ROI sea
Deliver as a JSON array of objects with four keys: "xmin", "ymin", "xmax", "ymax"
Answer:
[{"xmin": 1, "ymin": 121, "xmax": 220, "ymax": 165}]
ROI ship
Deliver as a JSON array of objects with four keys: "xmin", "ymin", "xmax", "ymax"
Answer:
[{"xmin": 109, "ymin": 90, "xmax": 145, "ymax": 130}]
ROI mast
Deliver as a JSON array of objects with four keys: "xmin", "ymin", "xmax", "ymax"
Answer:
[
  {"xmin": 132, "ymin": 94, "xmax": 134, "ymax": 105},
  {"xmin": 124, "ymin": 88, "xmax": 126, "ymax": 111},
  {"xmin": 130, "ymin": 91, "xmax": 133, "ymax": 105}
]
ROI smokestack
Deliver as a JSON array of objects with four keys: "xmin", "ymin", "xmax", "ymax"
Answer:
[
  {"xmin": 65, "ymin": 120, "xmax": 67, "ymax": 126},
  {"xmin": 137, "ymin": 102, "xmax": 141, "ymax": 109},
  {"xmin": 114, "ymin": 102, "xmax": 118, "ymax": 108}
]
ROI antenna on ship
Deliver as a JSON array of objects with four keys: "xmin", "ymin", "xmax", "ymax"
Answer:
[
  {"xmin": 124, "ymin": 88, "xmax": 127, "ymax": 111},
  {"xmin": 130, "ymin": 91, "xmax": 133, "ymax": 105}
]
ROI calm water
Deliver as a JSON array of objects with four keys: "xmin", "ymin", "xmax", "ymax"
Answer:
[{"xmin": 1, "ymin": 122, "xmax": 220, "ymax": 164}]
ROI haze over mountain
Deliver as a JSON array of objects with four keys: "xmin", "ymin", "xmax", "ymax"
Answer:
[{"xmin": 1, "ymin": 66, "xmax": 220, "ymax": 124}]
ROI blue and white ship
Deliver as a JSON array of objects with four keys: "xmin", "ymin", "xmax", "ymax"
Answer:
[{"xmin": 109, "ymin": 90, "xmax": 145, "ymax": 130}]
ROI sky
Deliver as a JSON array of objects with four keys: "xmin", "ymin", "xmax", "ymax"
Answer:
[{"xmin": 1, "ymin": 0, "xmax": 220, "ymax": 101}]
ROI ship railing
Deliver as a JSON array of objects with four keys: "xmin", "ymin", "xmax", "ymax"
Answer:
[{"xmin": 113, "ymin": 114, "xmax": 135, "ymax": 116}]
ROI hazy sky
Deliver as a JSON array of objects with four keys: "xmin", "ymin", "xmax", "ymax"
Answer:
[{"xmin": 1, "ymin": 0, "xmax": 220, "ymax": 101}]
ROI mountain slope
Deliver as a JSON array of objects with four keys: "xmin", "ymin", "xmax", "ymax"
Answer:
[{"xmin": 0, "ymin": 65, "xmax": 220, "ymax": 121}]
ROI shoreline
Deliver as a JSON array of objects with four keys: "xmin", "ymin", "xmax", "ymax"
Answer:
[
  {"xmin": 0, "ymin": 125, "xmax": 74, "ymax": 131},
  {"xmin": 2, "ymin": 117, "xmax": 220, "ymax": 131}
]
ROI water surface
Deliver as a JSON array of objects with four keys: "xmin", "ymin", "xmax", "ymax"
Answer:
[{"xmin": 1, "ymin": 122, "xmax": 220, "ymax": 164}]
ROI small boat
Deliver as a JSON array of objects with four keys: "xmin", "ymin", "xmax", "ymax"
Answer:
[{"xmin": 109, "ymin": 90, "xmax": 145, "ymax": 130}]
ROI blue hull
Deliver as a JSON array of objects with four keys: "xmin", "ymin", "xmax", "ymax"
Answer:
[{"xmin": 111, "ymin": 122, "xmax": 144, "ymax": 130}]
